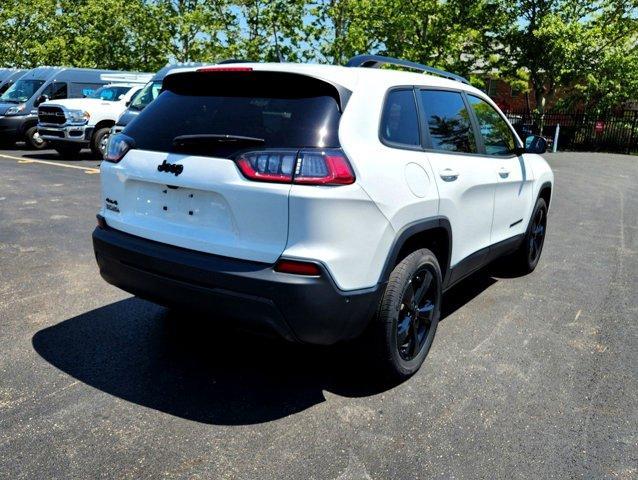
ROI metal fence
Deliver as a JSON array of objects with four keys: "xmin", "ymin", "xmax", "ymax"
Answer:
[{"xmin": 502, "ymin": 109, "xmax": 638, "ymax": 154}]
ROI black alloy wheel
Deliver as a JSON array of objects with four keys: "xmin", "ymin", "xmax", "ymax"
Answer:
[
  {"xmin": 504, "ymin": 197, "xmax": 548, "ymax": 274},
  {"xmin": 369, "ymin": 248, "xmax": 442, "ymax": 380},
  {"xmin": 396, "ymin": 266, "xmax": 437, "ymax": 361},
  {"xmin": 528, "ymin": 206, "xmax": 546, "ymax": 265}
]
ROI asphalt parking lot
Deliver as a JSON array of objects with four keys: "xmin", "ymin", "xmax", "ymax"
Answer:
[{"xmin": 0, "ymin": 147, "xmax": 636, "ymax": 479}]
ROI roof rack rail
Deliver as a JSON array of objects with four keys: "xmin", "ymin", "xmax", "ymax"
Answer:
[{"xmin": 345, "ymin": 55, "xmax": 470, "ymax": 85}]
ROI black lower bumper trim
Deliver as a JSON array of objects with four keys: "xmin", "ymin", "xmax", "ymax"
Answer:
[{"xmin": 92, "ymin": 225, "xmax": 383, "ymax": 345}]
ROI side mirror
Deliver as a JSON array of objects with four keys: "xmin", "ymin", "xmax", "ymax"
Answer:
[
  {"xmin": 34, "ymin": 94, "xmax": 49, "ymax": 107},
  {"xmin": 524, "ymin": 135, "xmax": 547, "ymax": 154},
  {"xmin": 125, "ymin": 100, "xmax": 131, "ymax": 107}
]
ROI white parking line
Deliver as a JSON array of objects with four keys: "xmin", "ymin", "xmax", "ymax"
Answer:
[{"xmin": 0, "ymin": 153, "xmax": 100, "ymax": 174}]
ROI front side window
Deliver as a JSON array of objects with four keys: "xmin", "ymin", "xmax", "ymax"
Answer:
[
  {"xmin": 380, "ymin": 89, "xmax": 420, "ymax": 147},
  {"xmin": 129, "ymin": 81, "xmax": 163, "ymax": 111},
  {"xmin": 0, "ymin": 81, "xmax": 14, "ymax": 95},
  {"xmin": 41, "ymin": 82, "xmax": 67, "ymax": 100},
  {"xmin": 419, "ymin": 90, "xmax": 477, "ymax": 153},
  {"xmin": 0, "ymin": 79, "xmax": 45, "ymax": 103},
  {"xmin": 467, "ymin": 95, "xmax": 517, "ymax": 156}
]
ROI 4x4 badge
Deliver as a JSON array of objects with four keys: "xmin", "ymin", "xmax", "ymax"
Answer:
[{"xmin": 157, "ymin": 160, "xmax": 184, "ymax": 176}]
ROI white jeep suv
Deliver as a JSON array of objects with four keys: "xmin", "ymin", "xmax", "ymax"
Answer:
[{"xmin": 93, "ymin": 56, "xmax": 553, "ymax": 379}]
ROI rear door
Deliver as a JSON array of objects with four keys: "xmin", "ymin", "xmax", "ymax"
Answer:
[
  {"xmin": 466, "ymin": 94, "xmax": 533, "ymax": 242},
  {"xmin": 103, "ymin": 69, "xmax": 344, "ymax": 263},
  {"xmin": 417, "ymin": 89, "xmax": 497, "ymax": 273}
]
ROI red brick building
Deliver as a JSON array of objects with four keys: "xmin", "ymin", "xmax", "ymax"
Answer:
[
  {"xmin": 484, "ymin": 78, "xmax": 564, "ymax": 112},
  {"xmin": 485, "ymin": 78, "xmax": 638, "ymax": 113}
]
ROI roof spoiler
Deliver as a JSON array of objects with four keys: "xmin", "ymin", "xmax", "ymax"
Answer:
[{"xmin": 346, "ymin": 55, "xmax": 470, "ymax": 85}]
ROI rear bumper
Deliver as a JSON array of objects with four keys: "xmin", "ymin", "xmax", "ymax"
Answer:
[{"xmin": 92, "ymin": 222, "xmax": 383, "ymax": 345}]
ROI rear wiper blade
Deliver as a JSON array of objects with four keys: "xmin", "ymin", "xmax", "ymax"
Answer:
[{"xmin": 172, "ymin": 134, "xmax": 265, "ymax": 147}]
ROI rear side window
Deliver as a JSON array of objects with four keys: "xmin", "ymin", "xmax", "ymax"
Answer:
[
  {"xmin": 467, "ymin": 95, "xmax": 517, "ymax": 156},
  {"xmin": 419, "ymin": 90, "xmax": 477, "ymax": 154},
  {"xmin": 71, "ymin": 83, "xmax": 104, "ymax": 97},
  {"xmin": 380, "ymin": 89, "xmax": 420, "ymax": 147},
  {"xmin": 124, "ymin": 71, "xmax": 344, "ymax": 157}
]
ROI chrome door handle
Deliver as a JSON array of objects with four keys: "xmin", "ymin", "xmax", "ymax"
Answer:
[
  {"xmin": 440, "ymin": 168, "xmax": 459, "ymax": 182},
  {"xmin": 498, "ymin": 167, "xmax": 510, "ymax": 178}
]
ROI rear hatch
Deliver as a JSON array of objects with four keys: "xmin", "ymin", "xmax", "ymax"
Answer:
[{"xmin": 102, "ymin": 68, "xmax": 346, "ymax": 263}]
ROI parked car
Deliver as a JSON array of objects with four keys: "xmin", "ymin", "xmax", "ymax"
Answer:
[
  {"xmin": 111, "ymin": 63, "xmax": 207, "ymax": 137},
  {"xmin": 93, "ymin": 56, "xmax": 553, "ymax": 379},
  {"xmin": 0, "ymin": 67, "xmax": 149, "ymax": 149},
  {"xmin": 0, "ymin": 69, "xmax": 26, "ymax": 96},
  {"xmin": 38, "ymin": 78, "xmax": 151, "ymax": 158}
]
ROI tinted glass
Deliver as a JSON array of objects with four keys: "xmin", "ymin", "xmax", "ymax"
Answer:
[
  {"xmin": 419, "ymin": 90, "xmax": 477, "ymax": 153},
  {"xmin": 125, "ymin": 72, "xmax": 342, "ymax": 156},
  {"xmin": 467, "ymin": 95, "xmax": 516, "ymax": 155},
  {"xmin": 0, "ymin": 82, "xmax": 13, "ymax": 95},
  {"xmin": 74, "ymin": 83, "xmax": 104, "ymax": 97},
  {"xmin": 129, "ymin": 81, "xmax": 162, "ymax": 111},
  {"xmin": 42, "ymin": 82, "xmax": 67, "ymax": 100},
  {"xmin": 1, "ymin": 79, "xmax": 45, "ymax": 103},
  {"xmin": 380, "ymin": 89, "xmax": 420, "ymax": 146},
  {"xmin": 89, "ymin": 86, "xmax": 131, "ymax": 101}
]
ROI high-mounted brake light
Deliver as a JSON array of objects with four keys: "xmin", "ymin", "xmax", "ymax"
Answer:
[
  {"xmin": 104, "ymin": 133, "xmax": 134, "ymax": 163},
  {"xmin": 197, "ymin": 66, "xmax": 253, "ymax": 73},
  {"xmin": 235, "ymin": 149, "xmax": 355, "ymax": 186},
  {"xmin": 274, "ymin": 259, "xmax": 321, "ymax": 276}
]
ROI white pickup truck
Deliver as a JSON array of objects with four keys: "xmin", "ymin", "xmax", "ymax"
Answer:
[{"xmin": 38, "ymin": 76, "xmax": 151, "ymax": 158}]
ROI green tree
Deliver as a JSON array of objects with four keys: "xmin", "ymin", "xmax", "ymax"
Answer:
[
  {"xmin": 311, "ymin": 0, "xmax": 497, "ymax": 74},
  {"xmin": 156, "ymin": 0, "xmax": 233, "ymax": 63},
  {"xmin": 489, "ymin": 0, "xmax": 638, "ymax": 123},
  {"xmin": 310, "ymin": 0, "xmax": 378, "ymax": 64},
  {"xmin": 230, "ymin": 0, "xmax": 313, "ymax": 62},
  {"xmin": 0, "ymin": 0, "xmax": 59, "ymax": 67},
  {"xmin": 55, "ymin": 0, "xmax": 161, "ymax": 70},
  {"xmin": 0, "ymin": 0, "xmax": 171, "ymax": 71}
]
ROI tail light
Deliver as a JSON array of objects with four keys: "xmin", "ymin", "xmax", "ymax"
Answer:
[
  {"xmin": 96, "ymin": 214, "xmax": 107, "ymax": 229},
  {"xmin": 104, "ymin": 133, "xmax": 134, "ymax": 163},
  {"xmin": 235, "ymin": 149, "xmax": 355, "ymax": 185},
  {"xmin": 236, "ymin": 151, "xmax": 296, "ymax": 183}
]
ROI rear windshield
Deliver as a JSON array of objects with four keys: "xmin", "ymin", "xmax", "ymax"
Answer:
[
  {"xmin": 88, "ymin": 85, "xmax": 131, "ymax": 101},
  {"xmin": 124, "ymin": 71, "xmax": 344, "ymax": 157}
]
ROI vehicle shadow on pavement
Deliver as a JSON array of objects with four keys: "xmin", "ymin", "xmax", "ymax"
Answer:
[{"xmin": 32, "ymin": 270, "xmax": 497, "ymax": 426}]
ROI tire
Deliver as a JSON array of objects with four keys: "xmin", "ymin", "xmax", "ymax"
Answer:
[
  {"xmin": 24, "ymin": 126, "xmax": 48, "ymax": 150},
  {"xmin": 53, "ymin": 143, "xmax": 82, "ymax": 159},
  {"xmin": 508, "ymin": 197, "xmax": 548, "ymax": 274},
  {"xmin": 369, "ymin": 248, "xmax": 442, "ymax": 380},
  {"xmin": 90, "ymin": 127, "xmax": 111, "ymax": 159}
]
